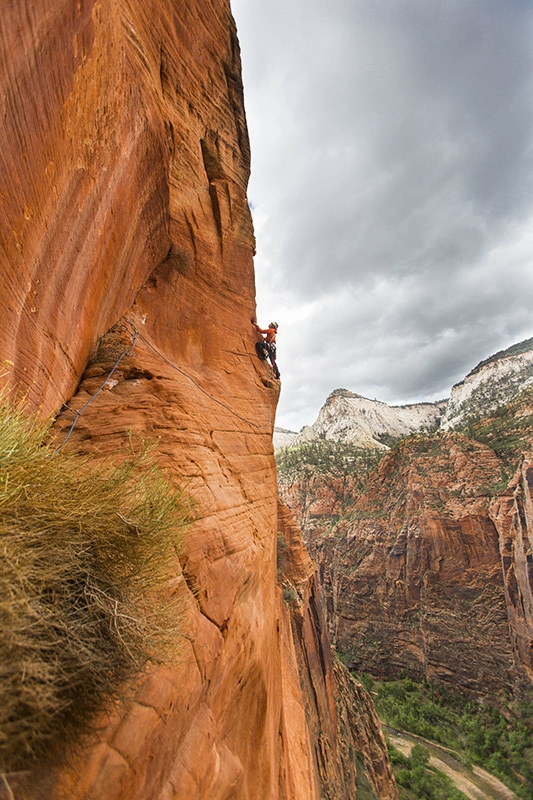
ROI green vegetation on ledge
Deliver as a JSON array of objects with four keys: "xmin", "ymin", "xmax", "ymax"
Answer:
[
  {"xmin": 276, "ymin": 439, "xmax": 384, "ymax": 493},
  {"xmin": 460, "ymin": 385, "xmax": 533, "ymax": 471},
  {"xmin": 465, "ymin": 337, "xmax": 533, "ymax": 379},
  {"xmin": 0, "ymin": 397, "xmax": 192, "ymax": 773}
]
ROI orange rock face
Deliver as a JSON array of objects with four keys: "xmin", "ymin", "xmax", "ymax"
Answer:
[
  {"xmin": 281, "ymin": 433, "xmax": 532, "ymax": 697},
  {"xmin": 490, "ymin": 454, "xmax": 533, "ymax": 685},
  {"xmin": 0, "ymin": 2, "xmax": 396, "ymax": 798},
  {"xmin": 277, "ymin": 501, "xmax": 398, "ymax": 800}
]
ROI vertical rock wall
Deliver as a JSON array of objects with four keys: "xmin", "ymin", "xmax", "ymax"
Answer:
[
  {"xmin": 1, "ymin": 0, "xmax": 171, "ymax": 411},
  {"xmin": 491, "ymin": 454, "xmax": 533, "ymax": 687},
  {"xmin": 281, "ymin": 434, "xmax": 527, "ymax": 697},
  {"xmin": 0, "ymin": 2, "xmax": 396, "ymax": 798},
  {"xmin": 277, "ymin": 502, "xmax": 398, "ymax": 800}
]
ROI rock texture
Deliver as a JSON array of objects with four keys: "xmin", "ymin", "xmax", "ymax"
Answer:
[
  {"xmin": 273, "ymin": 426, "xmax": 298, "ymax": 450},
  {"xmin": 292, "ymin": 389, "xmax": 445, "ymax": 451},
  {"xmin": 0, "ymin": 2, "xmax": 396, "ymax": 798},
  {"xmin": 441, "ymin": 338, "xmax": 533, "ymax": 430},
  {"xmin": 490, "ymin": 454, "xmax": 533, "ymax": 686},
  {"xmin": 280, "ymin": 431, "xmax": 533, "ymax": 697},
  {"xmin": 276, "ymin": 501, "xmax": 398, "ymax": 800}
]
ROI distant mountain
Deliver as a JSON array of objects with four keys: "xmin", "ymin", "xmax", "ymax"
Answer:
[
  {"xmin": 278, "ymin": 389, "xmax": 446, "ymax": 451},
  {"xmin": 274, "ymin": 337, "xmax": 533, "ymax": 450},
  {"xmin": 273, "ymin": 427, "xmax": 298, "ymax": 450},
  {"xmin": 440, "ymin": 337, "xmax": 533, "ymax": 429}
]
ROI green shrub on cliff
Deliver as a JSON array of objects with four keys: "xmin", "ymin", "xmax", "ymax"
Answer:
[
  {"xmin": 276, "ymin": 440, "xmax": 383, "ymax": 484},
  {"xmin": 276, "ymin": 441, "xmax": 384, "ymax": 516},
  {"xmin": 0, "ymin": 397, "xmax": 191, "ymax": 772}
]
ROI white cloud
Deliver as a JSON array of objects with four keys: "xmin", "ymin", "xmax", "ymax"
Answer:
[{"xmin": 233, "ymin": 0, "xmax": 533, "ymax": 430}]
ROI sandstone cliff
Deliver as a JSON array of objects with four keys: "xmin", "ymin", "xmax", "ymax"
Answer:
[
  {"xmin": 276, "ymin": 501, "xmax": 397, "ymax": 800},
  {"xmin": 0, "ymin": 2, "xmax": 396, "ymax": 798},
  {"xmin": 491, "ymin": 454, "xmax": 533, "ymax": 687},
  {"xmin": 279, "ymin": 418, "xmax": 533, "ymax": 699}
]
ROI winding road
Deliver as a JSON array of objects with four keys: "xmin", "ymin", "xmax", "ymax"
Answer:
[{"xmin": 385, "ymin": 726, "xmax": 517, "ymax": 800}]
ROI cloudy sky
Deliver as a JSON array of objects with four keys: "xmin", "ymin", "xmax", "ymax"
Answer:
[{"xmin": 231, "ymin": 0, "xmax": 533, "ymax": 433}]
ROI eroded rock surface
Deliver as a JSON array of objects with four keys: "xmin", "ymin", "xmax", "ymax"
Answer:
[
  {"xmin": 491, "ymin": 454, "xmax": 533, "ymax": 685},
  {"xmin": 441, "ymin": 338, "xmax": 533, "ymax": 430},
  {"xmin": 293, "ymin": 389, "xmax": 445, "ymax": 450},
  {"xmin": 0, "ymin": 1, "xmax": 396, "ymax": 798},
  {"xmin": 277, "ymin": 501, "xmax": 398, "ymax": 800},
  {"xmin": 281, "ymin": 432, "xmax": 532, "ymax": 697}
]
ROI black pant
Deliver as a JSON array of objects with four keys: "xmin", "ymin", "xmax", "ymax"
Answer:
[
  {"xmin": 265, "ymin": 342, "xmax": 280, "ymax": 378},
  {"xmin": 257, "ymin": 341, "xmax": 280, "ymax": 378}
]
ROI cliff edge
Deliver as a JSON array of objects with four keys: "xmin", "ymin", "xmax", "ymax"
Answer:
[{"xmin": 0, "ymin": 2, "xmax": 396, "ymax": 798}]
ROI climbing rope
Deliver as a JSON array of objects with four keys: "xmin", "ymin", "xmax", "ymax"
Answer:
[
  {"xmin": 123, "ymin": 320, "xmax": 273, "ymax": 431},
  {"xmin": 54, "ymin": 331, "xmax": 139, "ymax": 452},
  {"xmin": 55, "ymin": 322, "xmax": 273, "ymax": 450}
]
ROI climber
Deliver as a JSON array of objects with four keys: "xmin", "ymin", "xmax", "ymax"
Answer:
[{"xmin": 252, "ymin": 320, "xmax": 280, "ymax": 379}]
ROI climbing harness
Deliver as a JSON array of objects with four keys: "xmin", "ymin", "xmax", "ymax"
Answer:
[{"xmin": 55, "ymin": 321, "xmax": 273, "ymax": 450}]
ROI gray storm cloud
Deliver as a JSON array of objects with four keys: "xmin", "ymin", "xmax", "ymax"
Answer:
[{"xmin": 232, "ymin": 0, "xmax": 533, "ymax": 431}]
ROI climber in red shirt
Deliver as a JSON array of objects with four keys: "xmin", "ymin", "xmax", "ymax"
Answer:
[{"xmin": 252, "ymin": 320, "xmax": 280, "ymax": 379}]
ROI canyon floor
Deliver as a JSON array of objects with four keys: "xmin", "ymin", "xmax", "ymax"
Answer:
[{"xmin": 387, "ymin": 728, "xmax": 516, "ymax": 800}]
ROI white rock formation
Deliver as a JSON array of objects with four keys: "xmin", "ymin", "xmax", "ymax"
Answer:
[
  {"xmin": 441, "ymin": 343, "xmax": 533, "ymax": 429},
  {"xmin": 291, "ymin": 390, "xmax": 446, "ymax": 450},
  {"xmin": 273, "ymin": 427, "xmax": 298, "ymax": 450},
  {"xmin": 277, "ymin": 338, "xmax": 533, "ymax": 451}
]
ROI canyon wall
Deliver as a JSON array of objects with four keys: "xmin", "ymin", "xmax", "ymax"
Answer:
[
  {"xmin": 280, "ymin": 432, "xmax": 533, "ymax": 698},
  {"xmin": 276, "ymin": 501, "xmax": 397, "ymax": 800},
  {"xmin": 0, "ymin": 2, "xmax": 396, "ymax": 798},
  {"xmin": 491, "ymin": 454, "xmax": 533, "ymax": 686}
]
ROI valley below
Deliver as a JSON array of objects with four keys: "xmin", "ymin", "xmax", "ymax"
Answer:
[
  {"xmin": 386, "ymin": 728, "xmax": 516, "ymax": 800},
  {"xmin": 276, "ymin": 342, "xmax": 533, "ymax": 799}
]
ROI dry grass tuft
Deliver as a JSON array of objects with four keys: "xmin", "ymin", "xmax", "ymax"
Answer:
[{"xmin": 0, "ymin": 397, "xmax": 191, "ymax": 773}]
